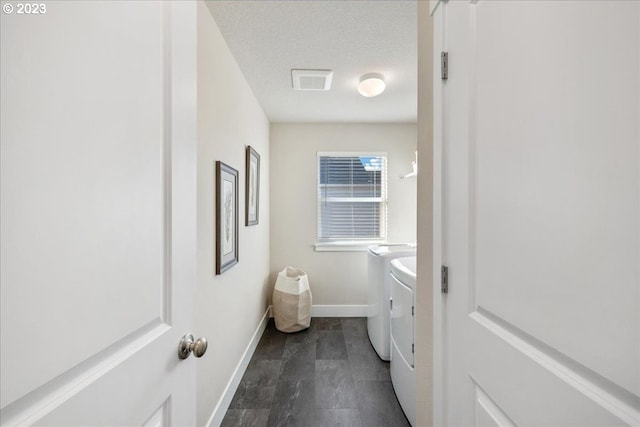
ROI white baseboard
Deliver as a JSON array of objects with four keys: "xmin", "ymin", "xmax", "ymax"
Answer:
[
  {"xmin": 311, "ymin": 305, "xmax": 367, "ymax": 317},
  {"xmin": 268, "ymin": 304, "xmax": 367, "ymax": 318},
  {"xmin": 206, "ymin": 307, "xmax": 270, "ymax": 427}
]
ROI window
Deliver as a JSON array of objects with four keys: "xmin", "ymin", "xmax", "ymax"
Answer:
[{"xmin": 317, "ymin": 153, "xmax": 387, "ymax": 247}]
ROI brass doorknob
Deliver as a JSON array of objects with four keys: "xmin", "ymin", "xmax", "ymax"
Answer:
[{"xmin": 178, "ymin": 333, "xmax": 208, "ymax": 359}]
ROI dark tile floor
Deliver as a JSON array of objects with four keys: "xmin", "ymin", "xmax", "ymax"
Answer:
[{"xmin": 221, "ymin": 317, "xmax": 410, "ymax": 427}]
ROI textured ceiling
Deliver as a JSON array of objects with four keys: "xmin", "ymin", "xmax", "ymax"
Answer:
[{"xmin": 206, "ymin": 1, "xmax": 417, "ymax": 123}]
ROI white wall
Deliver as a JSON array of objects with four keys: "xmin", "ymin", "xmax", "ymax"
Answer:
[
  {"xmin": 197, "ymin": 2, "xmax": 270, "ymax": 425},
  {"xmin": 270, "ymin": 123, "xmax": 417, "ymax": 306}
]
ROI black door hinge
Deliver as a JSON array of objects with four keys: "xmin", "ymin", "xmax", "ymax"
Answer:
[
  {"xmin": 441, "ymin": 51, "xmax": 448, "ymax": 80},
  {"xmin": 441, "ymin": 265, "xmax": 449, "ymax": 294}
]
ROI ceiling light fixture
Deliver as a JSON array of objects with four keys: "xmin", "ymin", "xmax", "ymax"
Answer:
[{"xmin": 358, "ymin": 73, "xmax": 386, "ymax": 97}]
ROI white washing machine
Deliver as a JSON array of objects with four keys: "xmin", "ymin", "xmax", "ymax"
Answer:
[
  {"xmin": 390, "ymin": 256, "xmax": 417, "ymax": 426},
  {"xmin": 367, "ymin": 244, "xmax": 416, "ymax": 361}
]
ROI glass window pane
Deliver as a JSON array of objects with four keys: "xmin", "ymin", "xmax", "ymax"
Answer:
[{"xmin": 317, "ymin": 154, "xmax": 387, "ymax": 241}]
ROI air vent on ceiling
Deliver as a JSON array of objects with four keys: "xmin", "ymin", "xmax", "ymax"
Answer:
[{"xmin": 291, "ymin": 69, "xmax": 333, "ymax": 91}]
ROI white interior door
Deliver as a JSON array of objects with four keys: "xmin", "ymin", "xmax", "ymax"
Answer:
[
  {"xmin": 433, "ymin": 1, "xmax": 640, "ymax": 425},
  {"xmin": 1, "ymin": 1, "xmax": 198, "ymax": 425}
]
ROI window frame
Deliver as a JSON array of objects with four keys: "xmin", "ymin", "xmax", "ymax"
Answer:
[{"xmin": 315, "ymin": 151, "xmax": 388, "ymax": 251}]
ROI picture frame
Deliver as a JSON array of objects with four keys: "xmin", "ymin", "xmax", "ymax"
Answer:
[
  {"xmin": 216, "ymin": 161, "xmax": 239, "ymax": 274},
  {"xmin": 245, "ymin": 146, "xmax": 260, "ymax": 226}
]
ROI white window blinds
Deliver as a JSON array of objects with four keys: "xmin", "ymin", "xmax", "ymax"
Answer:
[{"xmin": 317, "ymin": 153, "xmax": 387, "ymax": 242}]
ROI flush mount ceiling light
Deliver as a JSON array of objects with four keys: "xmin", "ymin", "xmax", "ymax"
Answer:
[{"xmin": 358, "ymin": 73, "xmax": 386, "ymax": 97}]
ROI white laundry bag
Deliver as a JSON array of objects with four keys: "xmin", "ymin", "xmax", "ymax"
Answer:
[{"xmin": 272, "ymin": 267, "xmax": 312, "ymax": 333}]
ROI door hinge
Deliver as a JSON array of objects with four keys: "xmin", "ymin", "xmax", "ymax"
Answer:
[
  {"xmin": 390, "ymin": 298, "xmax": 393, "ymax": 310},
  {"xmin": 441, "ymin": 265, "xmax": 449, "ymax": 294},
  {"xmin": 412, "ymin": 343, "xmax": 415, "ymax": 354},
  {"xmin": 441, "ymin": 51, "xmax": 448, "ymax": 80},
  {"xmin": 411, "ymin": 306, "xmax": 414, "ymax": 316}
]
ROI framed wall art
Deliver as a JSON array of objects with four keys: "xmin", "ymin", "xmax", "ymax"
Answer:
[
  {"xmin": 245, "ymin": 146, "xmax": 260, "ymax": 226},
  {"xmin": 216, "ymin": 161, "xmax": 239, "ymax": 274}
]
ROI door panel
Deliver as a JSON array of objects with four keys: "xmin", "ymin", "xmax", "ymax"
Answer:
[
  {"xmin": 1, "ymin": 1, "xmax": 164, "ymax": 405},
  {"xmin": 1, "ymin": 1, "xmax": 197, "ymax": 425},
  {"xmin": 435, "ymin": 0, "xmax": 640, "ymax": 425},
  {"xmin": 468, "ymin": 312, "xmax": 637, "ymax": 426},
  {"xmin": 474, "ymin": 385, "xmax": 515, "ymax": 427},
  {"xmin": 472, "ymin": 1, "xmax": 639, "ymax": 396}
]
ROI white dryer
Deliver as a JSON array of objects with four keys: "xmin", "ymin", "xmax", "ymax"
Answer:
[
  {"xmin": 367, "ymin": 244, "xmax": 416, "ymax": 361},
  {"xmin": 390, "ymin": 256, "xmax": 417, "ymax": 426}
]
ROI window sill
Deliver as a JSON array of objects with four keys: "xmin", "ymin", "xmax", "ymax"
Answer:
[{"xmin": 314, "ymin": 241, "xmax": 386, "ymax": 252}]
